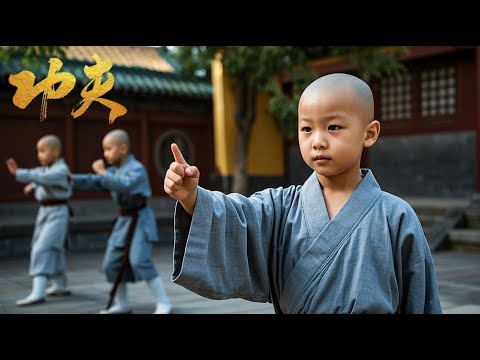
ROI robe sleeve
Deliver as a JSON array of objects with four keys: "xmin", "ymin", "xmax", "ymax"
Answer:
[
  {"xmin": 71, "ymin": 173, "xmax": 107, "ymax": 192},
  {"xmin": 16, "ymin": 167, "xmax": 68, "ymax": 186},
  {"xmin": 100, "ymin": 167, "xmax": 142, "ymax": 192},
  {"xmin": 172, "ymin": 186, "xmax": 282, "ymax": 303},
  {"xmin": 396, "ymin": 207, "xmax": 443, "ymax": 314}
]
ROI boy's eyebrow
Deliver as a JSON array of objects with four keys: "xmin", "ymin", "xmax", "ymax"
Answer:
[{"xmin": 299, "ymin": 113, "xmax": 348, "ymax": 122}]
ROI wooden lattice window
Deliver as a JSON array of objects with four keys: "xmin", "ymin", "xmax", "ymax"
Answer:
[
  {"xmin": 420, "ymin": 66, "xmax": 456, "ymax": 117},
  {"xmin": 379, "ymin": 73, "xmax": 412, "ymax": 121}
]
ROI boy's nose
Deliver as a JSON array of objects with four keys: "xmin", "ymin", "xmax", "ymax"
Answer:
[{"xmin": 312, "ymin": 132, "xmax": 327, "ymax": 149}]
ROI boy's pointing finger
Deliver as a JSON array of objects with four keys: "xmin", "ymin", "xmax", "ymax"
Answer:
[{"xmin": 171, "ymin": 143, "xmax": 187, "ymax": 165}]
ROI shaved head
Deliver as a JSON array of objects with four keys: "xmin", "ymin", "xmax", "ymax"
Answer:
[
  {"xmin": 38, "ymin": 134, "xmax": 62, "ymax": 152},
  {"xmin": 300, "ymin": 73, "xmax": 374, "ymax": 122},
  {"xmin": 104, "ymin": 129, "xmax": 130, "ymax": 151}
]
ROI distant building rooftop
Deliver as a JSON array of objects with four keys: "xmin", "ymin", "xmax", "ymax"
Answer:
[
  {"xmin": 0, "ymin": 46, "xmax": 212, "ymax": 99},
  {"xmin": 66, "ymin": 46, "xmax": 176, "ymax": 73}
]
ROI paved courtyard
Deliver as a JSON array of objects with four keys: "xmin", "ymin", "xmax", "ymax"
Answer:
[{"xmin": 0, "ymin": 244, "xmax": 478, "ymax": 314}]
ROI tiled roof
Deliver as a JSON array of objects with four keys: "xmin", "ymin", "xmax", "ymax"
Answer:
[
  {"xmin": 1, "ymin": 46, "xmax": 212, "ymax": 99},
  {"xmin": 65, "ymin": 46, "xmax": 175, "ymax": 73}
]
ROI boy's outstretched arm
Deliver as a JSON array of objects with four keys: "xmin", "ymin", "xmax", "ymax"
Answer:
[
  {"xmin": 164, "ymin": 143, "xmax": 200, "ymax": 215},
  {"xmin": 7, "ymin": 157, "xmax": 69, "ymax": 187},
  {"xmin": 5, "ymin": 158, "xmax": 17, "ymax": 176},
  {"xmin": 71, "ymin": 172, "xmax": 107, "ymax": 192}
]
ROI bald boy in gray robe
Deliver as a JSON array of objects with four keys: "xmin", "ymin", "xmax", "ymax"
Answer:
[
  {"xmin": 165, "ymin": 73, "xmax": 442, "ymax": 314},
  {"xmin": 6, "ymin": 135, "xmax": 72, "ymax": 306},
  {"xmin": 72, "ymin": 129, "xmax": 172, "ymax": 314}
]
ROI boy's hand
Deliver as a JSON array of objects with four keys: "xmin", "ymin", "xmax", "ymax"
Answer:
[
  {"xmin": 164, "ymin": 143, "xmax": 200, "ymax": 215},
  {"xmin": 23, "ymin": 184, "xmax": 34, "ymax": 196},
  {"xmin": 92, "ymin": 159, "xmax": 106, "ymax": 175},
  {"xmin": 5, "ymin": 158, "xmax": 18, "ymax": 176}
]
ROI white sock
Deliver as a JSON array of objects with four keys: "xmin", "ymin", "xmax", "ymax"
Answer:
[
  {"xmin": 17, "ymin": 275, "xmax": 47, "ymax": 305},
  {"xmin": 100, "ymin": 282, "xmax": 131, "ymax": 313},
  {"xmin": 147, "ymin": 276, "xmax": 171, "ymax": 304},
  {"xmin": 49, "ymin": 274, "xmax": 68, "ymax": 290},
  {"xmin": 114, "ymin": 282, "xmax": 130, "ymax": 308},
  {"xmin": 147, "ymin": 276, "xmax": 172, "ymax": 314},
  {"xmin": 31, "ymin": 275, "xmax": 48, "ymax": 299}
]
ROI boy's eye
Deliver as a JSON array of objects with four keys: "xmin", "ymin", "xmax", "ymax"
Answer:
[
  {"xmin": 328, "ymin": 125, "xmax": 341, "ymax": 131},
  {"xmin": 300, "ymin": 127, "xmax": 312, "ymax": 132}
]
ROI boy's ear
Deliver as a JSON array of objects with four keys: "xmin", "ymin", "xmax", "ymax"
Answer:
[
  {"xmin": 53, "ymin": 147, "xmax": 61, "ymax": 159},
  {"xmin": 363, "ymin": 120, "xmax": 380, "ymax": 148},
  {"xmin": 120, "ymin": 143, "xmax": 128, "ymax": 154}
]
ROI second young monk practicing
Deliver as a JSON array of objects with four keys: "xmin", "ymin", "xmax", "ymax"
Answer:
[
  {"xmin": 164, "ymin": 73, "xmax": 442, "ymax": 314},
  {"xmin": 72, "ymin": 129, "xmax": 172, "ymax": 314}
]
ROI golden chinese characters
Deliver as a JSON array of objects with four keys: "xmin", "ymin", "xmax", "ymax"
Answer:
[{"xmin": 9, "ymin": 54, "xmax": 127, "ymax": 123}]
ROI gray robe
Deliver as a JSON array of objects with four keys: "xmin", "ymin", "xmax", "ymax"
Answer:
[
  {"xmin": 16, "ymin": 158, "xmax": 71, "ymax": 277},
  {"xmin": 72, "ymin": 154, "xmax": 159, "ymax": 282},
  {"xmin": 172, "ymin": 169, "xmax": 442, "ymax": 314}
]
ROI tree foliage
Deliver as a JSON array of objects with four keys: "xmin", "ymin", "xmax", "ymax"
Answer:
[
  {"xmin": 266, "ymin": 46, "xmax": 409, "ymax": 139},
  {"xmin": 169, "ymin": 46, "xmax": 408, "ymax": 193},
  {"xmin": 265, "ymin": 71, "xmax": 317, "ymax": 140},
  {"xmin": 170, "ymin": 46, "xmax": 312, "ymax": 194},
  {"xmin": 331, "ymin": 46, "xmax": 408, "ymax": 82},
  {"xmin": 0, "ymin": 46, "xmax": 67, "ymax": 69}
]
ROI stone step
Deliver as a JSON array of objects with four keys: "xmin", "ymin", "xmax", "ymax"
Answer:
[
  {"xmin": 465, "ymin": 208, "xmax": 480, "ymax": 228},
  {"xmin": 404, "ymin": 197, "xmax": 470, "ymax": 217},
  {"xmin": 412, "ymin": 207, "xmax": 447, "ymax": 216},
  {"xmin": 425, "ymin": 209, "xmax": 465, "ymax": 251},
  {"xmin": 448, "ymin": 229, "xmax": 480, "ymax": 250},
  {"xmin": 417, "ymin": 214, "xmax": 445, "ymax": 227}
]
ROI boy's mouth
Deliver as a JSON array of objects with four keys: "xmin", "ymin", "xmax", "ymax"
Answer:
[{"xmin": 313, "ymin": 155, "xmax": 331, "ymax": 161}]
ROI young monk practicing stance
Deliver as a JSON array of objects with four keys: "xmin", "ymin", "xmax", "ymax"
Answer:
[
  {"xmin": 6, "ymin": 135, "xmax": 72, "ymax": 306},
  {"xmin": 72, "ymin": 129, "xmax": 172, "ymax": 314}
]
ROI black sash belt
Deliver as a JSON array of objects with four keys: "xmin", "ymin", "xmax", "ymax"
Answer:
[
  {"xmin": 40, "ymin": 199, "xmax": 68, "ymax": 206},
  {"xmin": 40, "ymin": 199, "xmax": 73, "ymax": 217},
  {"xmin": 105, "ymin": 202, "xmax": 146, "ymax": 310},
  {"xmin": 119, "ymin": 203, "xmax": 146, "ymax": 217}
]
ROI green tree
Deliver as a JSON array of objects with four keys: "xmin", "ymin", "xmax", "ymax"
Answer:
[
  {"xmin": 171, "ymin": 46, "xmax": 408, "ymax": 194},
  {"xmin": 331, "ymin": 46, "xmax": 407, "ymax": 82},
  {"xmin": 0, "ymin": 46, "xmax": 67, "ymax": 69}
]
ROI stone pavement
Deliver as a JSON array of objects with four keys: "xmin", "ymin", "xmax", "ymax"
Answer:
[
  {"xmin": 0, "ymin": 244, "xmax": 479, "ymax": 314},
  {"xmin": 0, "ymin": 244, "xmax": 274, "ymax": 314},
  {"xmin": 431, "ymin": 250, "xmax": 480, "ymax": 314}
]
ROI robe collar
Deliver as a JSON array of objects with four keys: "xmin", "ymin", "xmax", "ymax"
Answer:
[
  {"xmin": 300, "ymin": 168, "xmax": 382, "ymax": 239},
  {"xmin": 280, "ymin": 169, "xmax": 383, "ymax": 312}
]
